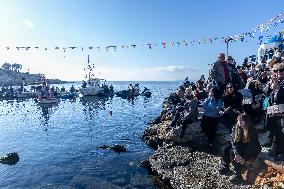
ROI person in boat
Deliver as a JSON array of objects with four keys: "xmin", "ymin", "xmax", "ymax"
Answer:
[
  {"xmin": 141, "ymin": 87, "xmax": 150, "ymax": 94},
  {"xmin": 70, "ymin": 85, "xmax": 75, "ymax": 93},
  {"xmin": 60, "ymin": 86, "xmax": 66, "ymax": 92},
  {"xmin": 128, "ymin": 84, "xmax": 135, "ymax": 95},
  {"xmin": 134, "ymin": 83, "xmax": 140, "ymax": 95},
  {"xmin": 219, "ymin": 113, "xmax": 261, "ymax": 184},
  {"xmin": 55, "ymin": 87, "xmax": 60, "ymax": 94},
  {"xmin": 128, "ymin": 84, "xmax": 133, "ymax": 91},
  {"xmin": 7, "ymin": 86, "xmax": 14, "ymax": 96},
  {"xmin": 50, "ymin": 86, "xmax": 55, "ymax": 94},
  {"xmin": 102, "ymin": 84, "xmax": 110, "ymax": 94},
  {"xmin": 82, "ymin": 80, "xmax": 87, "ymax": 88},
  {"xmin": 109, "ymin": 85, "xmax": 114, "ymax": 93}
]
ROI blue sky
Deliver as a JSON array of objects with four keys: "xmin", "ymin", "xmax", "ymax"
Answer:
[{"xmin": 0, "ymin": 0, "xmax": 283, "ymax": 81}]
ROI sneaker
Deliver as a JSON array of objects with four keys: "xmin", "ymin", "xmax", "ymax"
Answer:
[
  {"xmin": 229, "ymin": 174, "xmax": 243, "ymax": 184},
  {"xmin": 219, "ymin": 165, "xmax": 229, "ymax": 175}
]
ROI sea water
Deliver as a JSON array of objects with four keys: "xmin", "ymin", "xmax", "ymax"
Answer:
[{"xmin": 0, "ymin": 81, "xmax": 181, "ymax": 189}]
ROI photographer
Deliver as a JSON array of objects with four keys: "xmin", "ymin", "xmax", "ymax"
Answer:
[{"xmin": 266, "ymin": 63, "xmax": 284, "ymax": 161}]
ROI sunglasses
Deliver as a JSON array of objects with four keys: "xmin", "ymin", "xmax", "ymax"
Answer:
[
  {"xmin": 273, "ymin": 68, "xmax": 284, "ymax": 73},
  {"xmin": 227, "ymin": 86, "xmax": 233, "ymax": 89}
]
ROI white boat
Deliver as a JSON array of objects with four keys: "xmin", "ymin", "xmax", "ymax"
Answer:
[
  {"xmin": 80, "ymin": 78, "xmax": 105, "ymax": 96},
  {"xmin": 79, "ymin": 55, "xmax": 106, "ymax": 96}
]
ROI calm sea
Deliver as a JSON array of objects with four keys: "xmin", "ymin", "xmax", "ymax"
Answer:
[{"xmin": 0, "ymin": 81, "xmax": 181, "ymax": 189}]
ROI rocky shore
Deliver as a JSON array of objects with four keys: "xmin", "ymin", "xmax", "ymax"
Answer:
[
  {"xmin": 0, "ymin": 69, "xmax": 67, "ymax": 86},
  {"xmin": 142, "ymin": 92, "xmax": 284, "ymax": 188}
]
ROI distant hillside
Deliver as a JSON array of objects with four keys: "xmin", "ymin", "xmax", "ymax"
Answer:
[{"xmin": 0, "ymin": 69, "xmax": 67, "ymax": 86}]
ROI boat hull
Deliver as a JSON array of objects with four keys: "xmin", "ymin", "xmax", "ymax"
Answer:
[
  {"xmin": 39, "ymin": 98, "xmax": 59, "ymax": 104},
  {"xmin": 15, "ymin": 92, "xmax": 34, "ymax": 98},
  {"xmin": 80, "ymin": 86, "xmax": 104, "ymax": 96}
]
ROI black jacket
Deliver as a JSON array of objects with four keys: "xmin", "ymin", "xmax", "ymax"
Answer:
[{"xmin": 223, "ymin": 91, "xmax": 243, "ymax": 113}]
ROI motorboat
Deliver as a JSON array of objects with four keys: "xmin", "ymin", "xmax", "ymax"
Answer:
[
  {"xmin": 15, "ymin": 79, "xmax": 35, "ymax": 98},
  {"xmin": 79, "ymin": 55, "xmax": 107, "ymax": 96},
  {"xmin": 37, "ymin": 76, "xmax": 59, "ymax": 104},
  {"xmin": 80, "ymin": 78, "xmax": 105, "ymax": 96}
]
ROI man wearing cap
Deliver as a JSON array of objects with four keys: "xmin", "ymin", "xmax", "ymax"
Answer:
[{"xmin": 266, "ymin": 63, "xmax": 284, "ymax": 161}]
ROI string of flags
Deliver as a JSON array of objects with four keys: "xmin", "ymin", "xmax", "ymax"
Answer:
[{"xmin": 2, "ymin": 13, "xmax": 284, "ymax": 53}]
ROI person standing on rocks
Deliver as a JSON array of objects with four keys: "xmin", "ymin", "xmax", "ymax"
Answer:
[
  {"xmin": 209, "ymin": 53, "xmax": 231, "ymax": 95},
  {"xmin": 219, "ymin": 113, "xmax": 261, "ymax": 184},
  {"xmin": 201, "ymin": 87, "xmax": 222, "ymax": 147}
]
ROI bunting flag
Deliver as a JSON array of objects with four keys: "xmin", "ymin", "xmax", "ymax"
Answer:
[{"xmin": 1, "ymin": 12, "xmax": 284, "ymax": 53}]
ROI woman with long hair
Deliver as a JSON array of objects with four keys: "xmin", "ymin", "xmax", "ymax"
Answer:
[
  {"xmin": 220, "ymin": 83, "xmax": 243, "ymax": 129},
  {"xmin": 219, "ymin": 113, "xmax": 261, "ymax": 183}
]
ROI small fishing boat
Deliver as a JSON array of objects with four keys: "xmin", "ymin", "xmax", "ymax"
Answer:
[
  {"xmin": 79, "ymin": 55, "xmax": 107, "ymax": 96},
  {"xmin": 37, "ymin": 76, "xmax": 59, "ymax": 104},
  {"xmin": 15, "ymin": 81, "xmax": 34, "ymax": 98}
]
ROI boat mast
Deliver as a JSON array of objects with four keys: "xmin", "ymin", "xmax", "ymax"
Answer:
[{"xmin": 88, "ymin": 55, "xmax": 91, "ymax": 83}]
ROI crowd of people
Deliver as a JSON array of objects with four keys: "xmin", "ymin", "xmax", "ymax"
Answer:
[{"xmin": 155, "ymin": 48, "xmax": 284, "ymax": 184}]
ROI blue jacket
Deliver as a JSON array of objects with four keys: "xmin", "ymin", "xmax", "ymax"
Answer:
[{"xmin": 203, "ymin": 97, "xmax": 223, "ymax": 117}]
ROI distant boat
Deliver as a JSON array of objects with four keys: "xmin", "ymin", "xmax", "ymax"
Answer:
[
  {"xmin": 15, "ymin": 80, "xmax": 34, "ymax": 98},
  {"xmin": 37, "ymin": 76, "xmax": 59, "ymax": 104},
  {"xmin": 79, "ymin": 55, "xmax": 106, "ymax": 96}
]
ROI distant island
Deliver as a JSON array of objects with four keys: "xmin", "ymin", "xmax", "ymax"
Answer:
[{"xmin": 0, "ymin": 62, "xmax": 67, "ymax": 86}]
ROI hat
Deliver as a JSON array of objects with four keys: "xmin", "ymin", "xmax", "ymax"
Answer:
[{"xmin": 227, "ymin": 56, "xmax": 233, "ymax": 60}]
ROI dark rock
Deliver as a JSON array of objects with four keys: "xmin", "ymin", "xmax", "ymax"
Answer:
[
  {"xmin": 97, "ymin": 145, "xmax": 109, "ymax": 149},
  {"xmin": 0, "ymin": 152, "xmax": 20, "ymax": 165},
  {"xmin": 140, "ymin": 159, "xmax": 151, "ymax": 170},
  {"xmin": 143, "ymin": 136, "xmax": 163, "ymax": 150},
  {"xmin": 97, "ymin": 144, "xmax": 127, "ymax": 153},
  {"xmin": 110, "ymin": 144, "xmax": 127, "ymax": 153}
]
